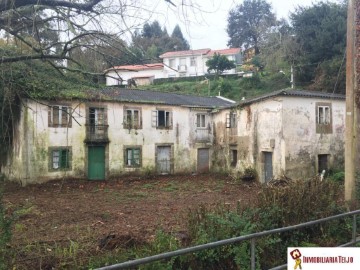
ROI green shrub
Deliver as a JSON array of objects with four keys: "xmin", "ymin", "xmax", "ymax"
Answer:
[{"xmin": 0, "ymin": 175, "xmax": 12, "ymax": 270}]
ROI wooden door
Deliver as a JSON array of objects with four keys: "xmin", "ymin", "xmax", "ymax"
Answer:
[
  {"xmin": 264, "ymin": 152, "xmax": 273, "ymax": 182},
  {"xmin": 157, "ymin": 146, "xmax": 171, "ymax": 174},
  {"xmin": 88, "ymin": 146, "xmax": 105, "ymax": 180},
  {"xmin": 197, "ymin": 148, "xmax": 209, "ymax": 172}
]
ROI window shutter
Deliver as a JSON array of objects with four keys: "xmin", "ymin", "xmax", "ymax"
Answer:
[
  {"xmin": 53, "ymin": 106, "xmax": 60, "ymax": 126},
  {"xmin": 67, "ymin": 107, "xmax": 72, "ymax": 128},
  {"xmin": 48, "ymin": 106, "xmax": 52, "ymax": 127},
  {"xmin": 226, "ymin": 113, "xmax": 230, "ymax": 128},
  {"xmin": 139, "ymin": 110, "xmax": 143, "ymax": 129},
  {"xmin": 169, "ymin": 112, "xmax": 173, "ymax": 128},
  {"xmin": 152, "ymin": 110, "xmax": 157, "ymax": 127}
]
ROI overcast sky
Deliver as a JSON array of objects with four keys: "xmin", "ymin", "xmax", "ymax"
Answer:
[{"xmin": 151, "ymin": 0, "xmax": 342, "ymax": 50}]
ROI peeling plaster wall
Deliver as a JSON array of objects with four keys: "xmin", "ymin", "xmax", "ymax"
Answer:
[
  {"xmin": 236, "ymin": 99, "xmax": 284, "ymax": 182},
  {"xmin": 282, "ymin": 97, "xmax": 345, "ymax": 179},
  {"xmin": 4, "ymin": 99, "xmax": 210, "ymax": 184}
]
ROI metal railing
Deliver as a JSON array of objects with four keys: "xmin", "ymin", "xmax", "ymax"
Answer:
[
  {"xmin": 85, "ymin": 124, "xmax": 109, "ymax": 142},
  {"xmin": 96, "ymin": 210, "xmax": 360, "ymax": 270}
]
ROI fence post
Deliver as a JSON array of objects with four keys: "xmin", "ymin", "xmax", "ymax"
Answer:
[{"xmin": 251, "ymin": 238, "xmax": 256, "ymax": 270}]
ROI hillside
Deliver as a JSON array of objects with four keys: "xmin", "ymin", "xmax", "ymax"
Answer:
[{"xmin": 137, "ymin": 72, "xmax": 292, "ymax": 102}]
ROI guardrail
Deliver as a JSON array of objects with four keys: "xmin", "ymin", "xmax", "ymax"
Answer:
[{"xmin": 96, "ymin": 209, "xmax": 360, "ymax": 270}]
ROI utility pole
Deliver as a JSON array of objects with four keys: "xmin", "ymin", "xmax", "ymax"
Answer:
[
  {"xmin": 345, "ymin": 0, "xmax": 358, "ymax": 201},
  {"xmin": 290, "ymin": 65, "xmax": 294, "ymax": 89}
]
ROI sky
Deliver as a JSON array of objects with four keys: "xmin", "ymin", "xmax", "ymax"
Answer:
[{"xmin": 151, "ymin": 0, "xmax": 342, "ymax": 50}]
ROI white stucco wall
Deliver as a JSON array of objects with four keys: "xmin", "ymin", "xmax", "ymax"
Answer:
[
  {"xmin": 3, "ymin": 99, "xmax": 223, "ymax": 184},
  {"xmin": 106, "ymin": 69, "xmax": 164, "ymax": 86},
  {"xmin": 281, "ymin": 97, "xmax": 345, "ymax": 179},
  {"xmin": 232, "ymin": 96, "xmax": 345, "ymax": 182}
]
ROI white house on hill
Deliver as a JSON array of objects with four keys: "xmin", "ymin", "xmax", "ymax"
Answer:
[{"xmin": 105, "ymin": 48, "xmax": 242, "ymax": 86}]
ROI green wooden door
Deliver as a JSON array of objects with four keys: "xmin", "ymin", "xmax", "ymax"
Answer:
[{"xmin": 88, "ymin": 146, "xmax": 105, "ymax": 180}]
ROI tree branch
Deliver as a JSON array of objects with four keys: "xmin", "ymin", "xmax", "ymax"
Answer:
[{"xmin": 0, "ymin": 0, "xmax": 102, "ymax": 13}]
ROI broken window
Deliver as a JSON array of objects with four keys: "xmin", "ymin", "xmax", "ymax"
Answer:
[
  {"xmin": 89, "ymin": 107, "xmax": 105, "ymax": 126},
  {"xmin": 124, "ymin": 108, "xmax": 141, "ymax": 129},
  {"xmin": 125, "ymin": 147, "xmax": 141, "ymax": 167},
  {"xmin": 226, "ymin": 112, "xmax": 237, "ymax": 128},
  {"xmin": 48, "ymin": 105, "xmax": 72, "ymax": 127},
  {"xmin": 152, "ymin": 110, "xmax": 172, "ymax": 128},
  {"xmin": 50, "ymin": 147, "xmax": 71, "ymax": 171},
  {"xmin": 196, "ymin": 114, "xmax": 207, "ymax": 128},
  {"xmin": 316, "ymin": 103, "xmax": 332, "ymax": 134}
]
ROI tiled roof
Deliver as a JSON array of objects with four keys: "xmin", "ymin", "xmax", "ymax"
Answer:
[
  {"xmin": 206, "ymin": 48, "xmax": 241, "ymax": 56},
  {"xmin": 159, "ymin": 49, "xmax": 211, "ymax": 58},
  {"xmin": 105, "ymin": 63, "xmax": 163, "ymax": 73},
  {"xmin": 85, "ymin": 88, "xmax": 235, "ymax": 108},
  {"xmin": 240, "ymin": 89, "xmax": 345, "ymax": 106}
]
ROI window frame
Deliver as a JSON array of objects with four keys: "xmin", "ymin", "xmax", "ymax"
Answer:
[
  {"xmin": 124, "ymin": 146, "xmax": 142, "ymax": 168},
  {"xmin": 190, "ymin": 57, "xmax": 196, "ymax": 67},
  {"xmin": 48, "ymin": 147, "xmax": 71, "ymax": 171},
  {"xmin": 226, "ymin": 112, "xmax": 237, "ymax": 128},
  {"xmin": 315, "ymin": 102, "xmax": 332, "ymax": 134},
  {"xmin": 169, "ymin": 58, "xmax": 176, "ymax": 68},
  {"xmin": 123, "ymin": 107, "xmax": 142, "ymax": 129},
  {"xmin": 152, "ymin": 109, "xmax": 173, "ymax": 129},
  {"xmin": 48, "ymin": 105, "xmax": 72, "ymax": 128},
  {"xmin": 196, "ymin": 113, "xmax": 207, "ymax": 129}
]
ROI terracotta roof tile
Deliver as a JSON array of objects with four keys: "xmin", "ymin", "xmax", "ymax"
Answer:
[
  {"xmin": 206, "ymin": 48, "xmax": 241, "ymax": 56},
  {"xmin": 159, "ymin": 49, "xmax": 211, "ymax": 58}
]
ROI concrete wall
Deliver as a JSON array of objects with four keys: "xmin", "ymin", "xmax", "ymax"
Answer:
[
  {"xmin": 225, "ymin": 96, "xmax": 345, "ymax": 182},
  {"xmin": 282, "ymin": 97, "xmax": 345, "ymax": 179},
  {"xmin": 2, "ymin": 99, "xmax": 223, "ymax": 184}
]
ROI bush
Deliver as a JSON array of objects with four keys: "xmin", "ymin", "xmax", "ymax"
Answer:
[{"xmin": 0, "ymin": 175, "xmax": 12, "ymax": 270}]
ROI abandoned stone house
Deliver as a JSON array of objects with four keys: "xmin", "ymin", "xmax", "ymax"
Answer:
[
  {"xmin": 1, "ymin": 88, "xmax": 235, "ymax": 184},
  {"xmin": 214, "ymin": 90, "xmax": 346, "ymax": 182},
  {"xmin": 1, "ymin": 88, "xmax": 346, "ymax": 185}
]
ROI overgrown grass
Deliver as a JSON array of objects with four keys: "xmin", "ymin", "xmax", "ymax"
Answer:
[
  {"xmin": 125, "ymin": 178, "xmax": 354, "ymax": 270},
  {"xmin": 138, "ymin": 72, "xmax": 291, "ymax": 101},
  {"xmin": 6, "ymin": 178, "xmax": 358, "ymax": 270}
]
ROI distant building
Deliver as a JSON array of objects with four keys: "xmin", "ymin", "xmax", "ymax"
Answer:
[{"xmin": 105, "ymin": 48, "xmax": 242, "ymax": 85}]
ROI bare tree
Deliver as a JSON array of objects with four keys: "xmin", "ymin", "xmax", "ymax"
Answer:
[{"xmin": 0, "ymin": 0, "xmax": 197, "ymax": 70}]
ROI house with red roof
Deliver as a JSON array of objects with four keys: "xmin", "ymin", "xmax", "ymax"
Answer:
[
  {"xmin": 105, "ymin": 63, "xmax": 164, "ymax": 86},
  {"xmin": 105, "ymin": 48, "xmax": 242, "ymax": 85},
  {"xmin": 159, "ymin": 48, "xmax": 242, "ymax": 78}
]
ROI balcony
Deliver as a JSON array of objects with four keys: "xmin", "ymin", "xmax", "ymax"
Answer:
[
  {"xmin": 85, "ymin": 124, "xmax": 109, "ymax": 143},
  {"xmin": 195, "ymin": 129, "xmax": 211, "ymax": 142}
]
